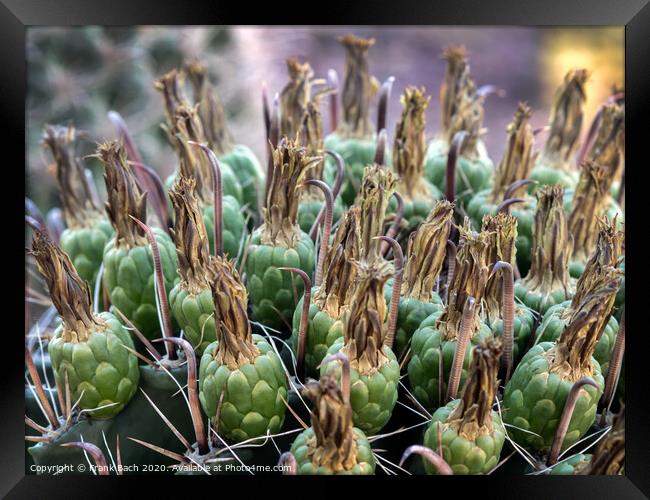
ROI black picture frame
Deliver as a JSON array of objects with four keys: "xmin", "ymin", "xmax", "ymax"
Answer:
[{"xmin": 7, "ymin": 0, "xmax": 649, "ymax": 497}]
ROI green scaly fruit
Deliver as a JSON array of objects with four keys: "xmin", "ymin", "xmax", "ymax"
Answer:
[
  {"xmin": 481, "ymin": 213, "xmax": 536, "ymax": 362},
  {"xmin": 408, "ymin": 221, "xmax": 493, "ymax": 410},
  {"xmin": 200, "ymin": 334, "xmax": 287, "ymax": 442},
  {"xmin": 32, "ymin": 231, "xmax": 139, "ymax": 420},
  {"xmin": 167, "ymin": 177, "xmax": 218, "ymax": 353},
  {"xmin": 279, "ymin": 73, "xmax": 345, "ymax": 234},
  {"xmin": 409, "ymin": 311, "xmax": 492, "ymax": 411},
  {"xmin": 466, "ymin": 103, "xmax": 537, "ymax": 274},
  {"xmin": 563, "ymin": 193, "xmax": 623, "ymax": 276},
  {"xmin": 163, "ymin": 94, "xmax": 247, "ymax": 261},
  {"xmin": 290, "ymin": 374, "xmax": 375, "ymax": 475},
  {"xmin": 49, "ymin": 312, "xmax": 139, "ymax": 419},
  {"xmin": 99, "ymin": 141, "xmax": 178, "ymax": 340},
  {"xmin": 289, "ymin": 207, "xmax": 363, "ymax": 378},
  {"xmin": 169, "ymin": 287, "xmax": 214, "ymax": 353},
  {"xmin": 535, "ymin": 218, "xmax": 624, "ymax": 376},
  {"xmin": 290, "ymin": 290, "xmax": 344, "ymax": 378},
  {"xmin": 390, "ymin": 86, "xmax": 442, "ymax": 235},
  {"xmin": 322, "ymin": 340, "xmax": 399, "ymax": 437},
  {"xmin": 503, "ymin": 269, "xmax": 620, "ymax": 453},
  {"xmin": 423, "ymin": 338, "xmax": 506, "ymax": 475},
  {"xmin": 296, "ymin": 149, "xmax": 344, "ymax": 237},
  {"xmin": 103, "ymin": 229, "xmax": 177, "ymax": 340},
  {"xmin": 566, "ymin": 162, "xmax": 619, "ymax": 279},
  {"xmin": 198, "ymin": 256, "xmax": 288, "ymax": 442},
  {"xmin": 247, "ymin": 230, "xmax": 315, "ymax": 332},
  {"xmin": 155, "ymin": 68, "xmax": 244, "ymax": 206},
  {"xmin": 515, "ymin": 186, "xmax": 576, "ymax": 315},
  {"xmin": 42, "ymin": 124, "xmax": 115, "ymax": 290},
  {"xmin": 186, "ymin": 60, "xmax": 264, "ymax": 216},
  {"xmin": 246, "ymin": 139, "xmax": 317, "ymax": 332},
  {"xmin": 324, "ymin": 34, "xmax": 387, "ymax": 207},
  {"xmin": 425, "ymin": 46, "xmax": 493, "ymax": 206},
  {"xmin": 565, "ymin": 102, "xmax": 625, "ymax": 276},
  {"xmin": 503, "ymin": 342, "xmax": 603, "ymax": 453},
  {"xmin": 390, "ymin": 200, "xmax": 453, "ymax": 359},
  {"xmin": 321, "ymin": 262, "xmax": 400, "ymax": 436},
  {"xmin": 529, "ymin": 69, "xmax": 588, "ymax": 191},
  {"xmin": 317, "ymin": 167, "xmax": 398, "ymax": 419}
]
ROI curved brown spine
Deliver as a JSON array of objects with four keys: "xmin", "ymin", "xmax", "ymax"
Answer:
[
  {"xmin": 489, "ymin": 261, "xmax": 515, "ymax": 382},
  {"xmin": 375, "ymin": 236, "xmax": 404, "ymax": 350},
  {"xmin": 399, "ymin": 445, "xmax": 453, "ymax": 475},
  {"xmin": 303, "ymin": 180, "xmax": 333, "ymax": 287},
  {"xmin": 156, "ymin": 337, "xmax": 208, "ymax": 455},
  {"xmin": 278, "ymin": 267, "xmax": 312, "ymax": 380},
  {"xmin": 446, "ymin": 297, "xmax": 476, "ymax": 402},
  {"xmin": 547, "ymin": 377, "xmax": 598, "ymax": 466}
]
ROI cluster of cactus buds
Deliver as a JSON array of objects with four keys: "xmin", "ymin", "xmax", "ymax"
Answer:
[{"xmin": 25, "ymin": 30, "xmax": 624, "ymax": 477}]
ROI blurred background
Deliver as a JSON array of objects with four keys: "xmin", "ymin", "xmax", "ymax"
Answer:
[{"xmin": 26, "ymin": 26, "xmax": 623, "ymax": 210}]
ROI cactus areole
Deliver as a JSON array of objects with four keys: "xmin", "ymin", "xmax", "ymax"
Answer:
[{"xmin": 336, "ymin": 34, "xmax": 377, "ymax": 140}]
